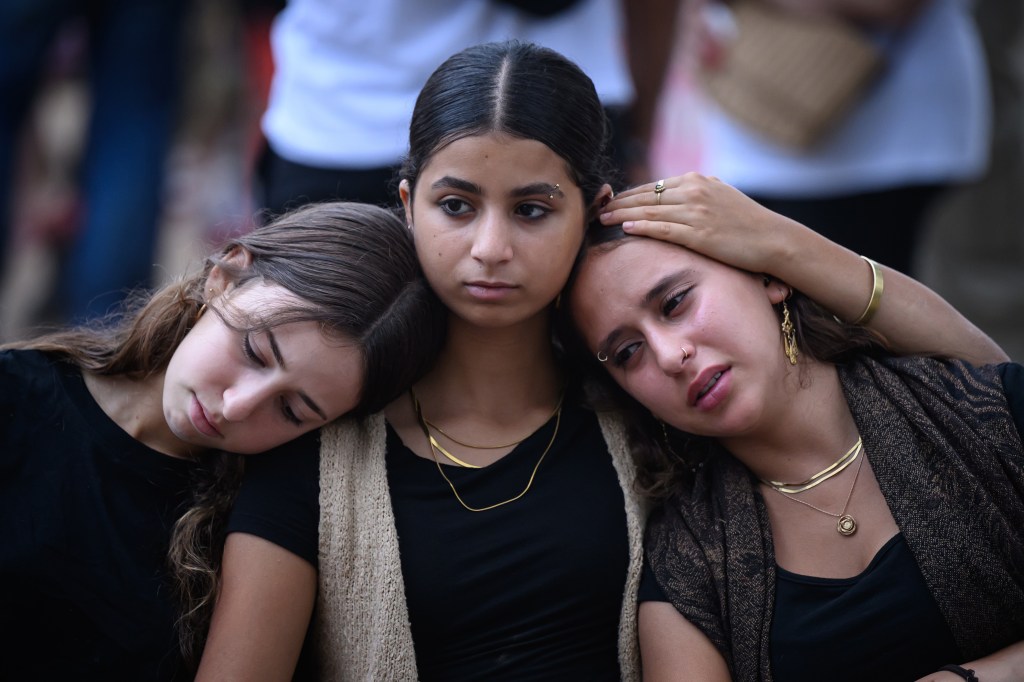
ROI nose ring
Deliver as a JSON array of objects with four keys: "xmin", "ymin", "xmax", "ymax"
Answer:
[
  {"xmin": 597, "ymin": 351, "xmax": 609, "ymax": 363},
  {"xmin": 680, "ymin": 347, "xmax": 689, "ymax": 364}
]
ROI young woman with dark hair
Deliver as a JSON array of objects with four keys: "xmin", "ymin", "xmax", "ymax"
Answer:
[
  {"xmin": 0, "ymin": 202, "xmax": 444, "ymax": 679},
  {"xmin": 197, "ymin": 44, "xmax": 1008, "ymax": 681},
  {"xmin": 565, "ymin": 173, "xmax": 1023, "ymax": 682}
]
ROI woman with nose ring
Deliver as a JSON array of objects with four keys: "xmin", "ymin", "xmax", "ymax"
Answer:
[{"xmin": 563, "ymin": 175, "xmax": 1023, "ymax": 682}]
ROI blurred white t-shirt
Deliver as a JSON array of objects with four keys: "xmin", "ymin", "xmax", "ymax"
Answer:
[
  {"xmin": 263, "ymin": 0, "xmax": 634, "ymax": 168},
  {"xmin": 698, "ymin": 0, "xmax": 991, "ymax": 197}
]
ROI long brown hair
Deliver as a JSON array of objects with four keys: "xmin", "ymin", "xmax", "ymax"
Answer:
[
  {"xmin": 558, "ymin": 224, "xmax": 892, "ymax": 500},
  {"xmin": 7, "ymin": 202, "xmax": 446, "ymax": 669}
]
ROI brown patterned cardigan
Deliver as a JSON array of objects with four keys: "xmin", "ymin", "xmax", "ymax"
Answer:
[{"xmin": 646, "ymin": 356, "xmax": 1024, "ymax": 681}]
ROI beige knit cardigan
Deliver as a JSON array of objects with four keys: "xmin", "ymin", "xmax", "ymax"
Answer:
[{"xmin": 314, "ymin": 410, "xmax": 646, "ymax": 680}]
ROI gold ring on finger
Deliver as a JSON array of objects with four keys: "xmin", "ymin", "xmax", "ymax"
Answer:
[{"xmin": 654, "ymin": 179, "xmax": 666, "ymax": 205}]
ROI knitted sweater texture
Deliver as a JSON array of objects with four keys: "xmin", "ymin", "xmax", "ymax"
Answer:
[{"xmin": 647, "ymin": 356, "xmax": 1024, "ymax": 681}]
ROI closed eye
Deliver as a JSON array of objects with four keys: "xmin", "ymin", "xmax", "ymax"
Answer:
[
  {"xmin": 280, "ymin": 396, "xmax": 303, "ymax": 426},
  {"xmin": 242, "ymin": 334, "xmax": 266, "ymax": 367}
]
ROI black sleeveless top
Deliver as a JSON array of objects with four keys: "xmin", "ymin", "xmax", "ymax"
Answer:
[{"xmin": 771, "ymin": 533, "xmax": 960, "ymax": 681}]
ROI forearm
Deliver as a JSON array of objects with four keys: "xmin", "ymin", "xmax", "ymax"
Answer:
[
  {"xmin": 602, "ymin": 173, "xmax": 1008, "ymax": 365},
  {"xmin": 768, "ymin": 215, "xmax": 1008, "ymax": 364},
  {"xmin": 916, "ymin": 640, "xmax": 1024, "ymax": 682},
  {"xmin": 620, "ymin": 0, "xmax": 680, "ymax": 174}
]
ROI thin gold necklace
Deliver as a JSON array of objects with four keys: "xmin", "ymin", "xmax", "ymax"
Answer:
[
  {"xmin": 410, "ymin": 387, "xmax": 561, "ymax": 468},
  {"xmin": 767, "ymin": 448, "xmax": 865, "ymax": 536},
  {"xmin": 411, "ymin": 389, "xmax": 564, "ymax": 512},
  {"xmin": 760, "ymin": 437, "xmax": 862, "ymax": 494},
  {"xmin": 421, "ymin": 402, "xmax": 559, "ymax": 450}
]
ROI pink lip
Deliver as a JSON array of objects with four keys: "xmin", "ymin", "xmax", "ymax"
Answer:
[
  {"xmin": 189, "ymin": 394, "xmax": 223, "ymax": 438},
  {"xmin": 465, "ymin": 280, "xmax": 518, "ymax": 301},
  {"xmin": 688, "ymin": 366, "xmax": 730, "ymax": 409}
]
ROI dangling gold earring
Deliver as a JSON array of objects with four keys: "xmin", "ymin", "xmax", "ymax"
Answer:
[
  {"xmin": 195, "ymin": 303, "xmax": 208, "ymax": 323},
  {"xmin": 781, "ymin": 300, "xmax": 799, "ymax": 365}
]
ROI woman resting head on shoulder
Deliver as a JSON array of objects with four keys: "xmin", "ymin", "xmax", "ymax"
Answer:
[
  {"xmin": 562, "ymin": 176, "xmax": 1024, "ymax": 682},
  {"xmin": 0, "ymin": 202, "xmax": 444, "ymax": 679},
  {"xmin": 196, "ymin": 47, "xmax": 1013, "ymax": 682}
]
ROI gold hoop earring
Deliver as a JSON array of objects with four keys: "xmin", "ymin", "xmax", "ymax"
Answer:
[
  {"xmin": 195, "ymin": 303, "xmax": 208, "ymax": 324},
  {"xmin": 781, "ymin": 300, "xmax": 799, "ymax": 365}
]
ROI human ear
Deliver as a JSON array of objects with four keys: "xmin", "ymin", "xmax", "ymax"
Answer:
[
  {"xmin": 399, "ymin": 179, "xmax": 414, "ymax": 231},
  {"xmin": 764, "ymin": 277, "xmax": 792, "ymax": 305},
  {"xmin": 204, "ymin": 246, "xmax": 253, "ymax": 300},
  {"xmin": 592, "ymin": 183, "xmax": 614, "ymax": 212}
]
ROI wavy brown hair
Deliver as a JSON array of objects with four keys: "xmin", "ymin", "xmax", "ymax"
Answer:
[
  {"xmin": 5, "ymin": 202, "xmax": 446, "ymax": 669},
  {"xmin": 558, "ymin": 223, "xmax": 892, "ymax": 501}
]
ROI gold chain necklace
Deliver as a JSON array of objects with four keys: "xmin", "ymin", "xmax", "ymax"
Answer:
[
  {"xmin": 421, "ymin": 401, "xmax": 559, "ymax": 450},
  {"xmin": 411, "ymin": 389, "xmax": 564, "ymax": 512},
  {"xmin": 767, "ymin": 449, "xmax": 865, "ymax": 536},
  {"xmin": 760, "ymin": 438, "xmax": 862, "ymax": 493},
  {"xmin": 410, "ymin": 387, "xmax": 562, "ymax": 468}
]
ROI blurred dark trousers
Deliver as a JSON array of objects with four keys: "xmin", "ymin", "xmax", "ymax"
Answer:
[
  {"xmin": 751, "ymin": 183, "xmax": 943, "ymax": 276},
  {"xmin": 257, "ymin": 144, "xmax": 400, "ymax": 222},
  {"xmin": 0, "ymin": 0, "xmax": 187, "ymax": 323}
]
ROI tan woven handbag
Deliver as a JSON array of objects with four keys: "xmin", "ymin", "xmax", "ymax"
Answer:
[{"xmin": 699, "ymin": 1, "xmax": 884, "ymax": 149}]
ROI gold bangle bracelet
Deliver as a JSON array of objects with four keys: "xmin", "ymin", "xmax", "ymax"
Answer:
[{"xmin": 852, "ymin": 256, "xmax": 884, "ymax": 326}]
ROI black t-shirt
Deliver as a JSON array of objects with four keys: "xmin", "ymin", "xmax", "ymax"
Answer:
[
  {"xmin": 0, "ymin": 350, "xmax": 195, "ymax": 680},
  {"xmin": 230, "ymin": 399, "xmax": 630, "ymax": 680}
]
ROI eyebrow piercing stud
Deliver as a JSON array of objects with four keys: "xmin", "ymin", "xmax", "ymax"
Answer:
[{"xmin": 549, "ymin": 183, "xmax": 560, "ymax": 200}]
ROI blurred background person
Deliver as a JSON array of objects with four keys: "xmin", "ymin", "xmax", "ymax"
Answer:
[
  {"xmin": 256, "ymin": 0, "xmax": 679, "ymax": 217},
  {"xmin": 0, "ymin": 0, "xmax": 191, "ymax": 325},
  {"xmin": 2, "ymin": 0, "xmax": 1020, "ymax": 359},
  {"xmin": 685, "ymin": 0, "xmax": 991, "ymax": 278}
]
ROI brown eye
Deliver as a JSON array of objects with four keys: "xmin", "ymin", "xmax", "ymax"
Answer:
[{"xmin": 612, "ymin": 342, "xmax": 641, "ymax": 368}]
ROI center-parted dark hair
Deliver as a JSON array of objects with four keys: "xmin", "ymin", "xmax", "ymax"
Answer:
[
  {"xmin": 400, "ymin": 40, "xmax": 616, "ymax": 208},
  {"xmin": 558, "ymin": 222, "xmax": 892, "ymax": 500}
]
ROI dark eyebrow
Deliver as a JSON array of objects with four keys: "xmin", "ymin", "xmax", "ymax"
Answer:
[
  {"xmin": 299, "ymin": 392, "xmax": 328, "ymax": 422},
  {"xmin": 432, "ymin": 176, "xmax": 481, "ymax": 194},
  {"xmin": 595, "ymin": 269, "xmax": 695, "ymax": 361},
  {"xmin": 267, "ymin": 330, "xmax": 328, "ymax": 421},
  {"xmin": 267, "ymin": 329, "xmax": 286, "ymax": 368},
  {"xmin": 511, "ymin": 182, "xmax": 564, "ymax": 199},
  {"xmin": 430, "ymin": 177, "xmax": 564, "ymax": 200},
  {"xmin": 643, "ymin": 271, "xmax": 688, "ymax": 307}
]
